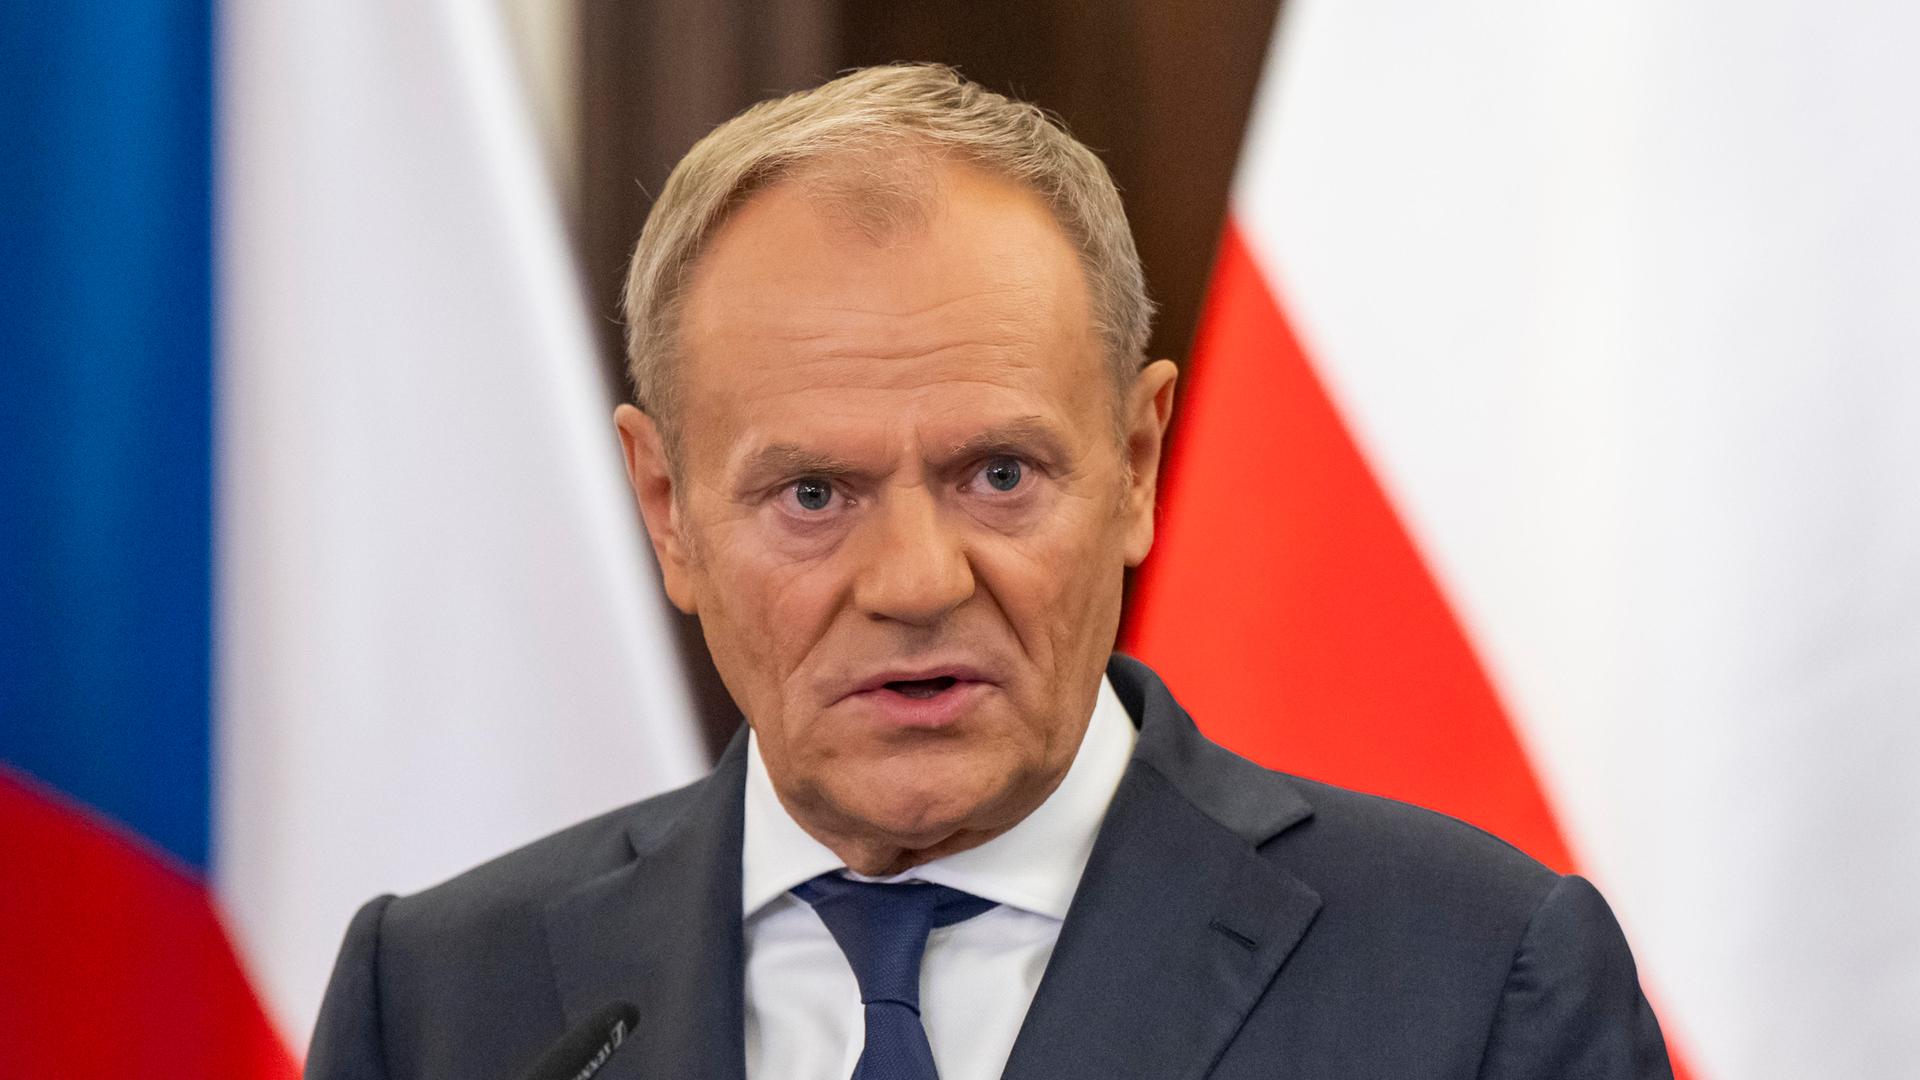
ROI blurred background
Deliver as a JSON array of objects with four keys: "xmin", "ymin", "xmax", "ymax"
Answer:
[{"xmin": 4, "ymin": 1, "xmax": 1917, "ymax": 1078}]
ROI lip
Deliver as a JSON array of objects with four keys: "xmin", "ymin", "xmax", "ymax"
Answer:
[
  {"xmin": 836, "ymin": 664, "xmax": 996, "ymax": 731},
  {"xmin": 846, "ymin": 664, "xmax": 992, "ymax": 696}
]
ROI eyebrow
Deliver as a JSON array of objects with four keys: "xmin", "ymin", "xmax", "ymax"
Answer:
[
  {"xmin": 937, "ymin": 417, "xmax": 1073, "ymax": 469},
  {"xmin": 734, "ymin": 444, "xmax": 866, "ymax": 489}
]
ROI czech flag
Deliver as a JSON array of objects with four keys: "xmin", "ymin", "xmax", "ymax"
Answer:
[
  {"xmin": 1126, "ymin": 2, "xmax": 1920, "ymax": 1078},
  {"xmin": 2, "ymin": 2, "xmax": 705, "ymax": 1071}
]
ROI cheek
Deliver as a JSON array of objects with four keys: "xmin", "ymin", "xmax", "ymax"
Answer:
[
  {"xmin": 690, "ymin": 518, "xmax": 849, "ymax": 707},
  {"xmin": 978, "ymin": 495, "xmax": 1128, "ymax": 670}
]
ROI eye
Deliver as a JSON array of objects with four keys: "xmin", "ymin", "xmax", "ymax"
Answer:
[
  {"xmin": 977, "ymin": 456, "xmax": 1024, "ymax": 493},
  {"xmin": 788, "ymin": 477, "xmax": 836, "ymax": 512}
]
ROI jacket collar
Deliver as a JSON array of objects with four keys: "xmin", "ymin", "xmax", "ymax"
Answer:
[
  {"xmin": 541, "ymin": 654, "xmax": 1321, "ymax": 1080},
  {"xmin": 997, "ymin": 654, "xmax": 1321, "ymax": 1080},
  {"xmin": 1111, "ymin": 653, "xmax": 1314, "ymax": 846}
]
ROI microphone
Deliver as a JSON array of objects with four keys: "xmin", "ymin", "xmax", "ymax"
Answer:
[{"xmin": 516, "ymin": 1000, "xmax": 640, "ymax": 1080}]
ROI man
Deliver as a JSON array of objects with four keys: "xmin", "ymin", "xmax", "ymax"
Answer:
[{"xmin": 308, "ymin": 65, "xmax": 1672, "ymax": 1079}]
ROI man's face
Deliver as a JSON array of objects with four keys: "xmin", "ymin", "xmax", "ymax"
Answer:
[{"xmin": 617, "ymin": 162, "xmax": 1174, "ymax": 871}]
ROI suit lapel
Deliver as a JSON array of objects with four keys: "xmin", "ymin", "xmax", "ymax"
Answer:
[
  {"xmin": 999, "ymin": 656, "xmax": 1322, "ymax": 1080},
  {"xmin": 543, "ymin": 731, "xmax": 750, "ymax": 1080}
]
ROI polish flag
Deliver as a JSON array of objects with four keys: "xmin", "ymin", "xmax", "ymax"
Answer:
[{"xmin": 1124, "ymin": 2, "xmax": 1920, "ymax": 1078}]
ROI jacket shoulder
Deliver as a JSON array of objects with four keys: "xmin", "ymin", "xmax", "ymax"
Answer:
[
  {"xmin": 1269, "ymin": 770, "xmax": 1563, "ymax": 921},
  {"xmin": 380, "ymin": 772, "xmax": 709, "ymax": 942},
  {"xmin": 1109, "ymin": 652, "xmax": 1560, "ymax": 914},
  {"xmin": 310, "ymin": 771, "xmax": 726, "ymax": 1078}
]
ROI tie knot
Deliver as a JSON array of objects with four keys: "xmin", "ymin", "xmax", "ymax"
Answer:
[{"xmin": 792, "ymin": 874, "xmax": 996, "ymax": 1009}]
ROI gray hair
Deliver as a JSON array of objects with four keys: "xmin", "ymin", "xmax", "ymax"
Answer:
[{"xmin": 621, "ymin": 63, "xmax": 1154, "ymax": 447}]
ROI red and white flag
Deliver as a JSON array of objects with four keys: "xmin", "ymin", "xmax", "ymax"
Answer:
[{"xmin": 1125, "ymin": 3, "xmax": 1920, "ymax": 1078}]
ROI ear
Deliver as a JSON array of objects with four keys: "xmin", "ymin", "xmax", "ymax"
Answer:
[
  {"xmin": 614, "ymin": 404, "xmax": 699, "ymax": 614},
  {"xmin": 1120, "ymin": 359, "xmax": 1179, "ymax": 567}
]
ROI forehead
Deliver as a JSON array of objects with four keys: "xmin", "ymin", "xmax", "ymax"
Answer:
[{"xmin": 674, "ymin": 162, "xmax": 1107, "ymax": 460}]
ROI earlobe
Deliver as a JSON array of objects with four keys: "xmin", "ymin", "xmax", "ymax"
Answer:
[
  {"xmin": 613, "ymin": 404, "xmax": 699, "ymax": 614},
  {"xmin": 1121, "ymin": 360, "xmax": 1179, "ymax": 566}
]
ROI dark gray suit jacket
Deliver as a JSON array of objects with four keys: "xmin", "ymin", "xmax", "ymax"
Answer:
[{"xmin": 307, "ymin": 654, "xmax": 1672, "ymax": 1079}]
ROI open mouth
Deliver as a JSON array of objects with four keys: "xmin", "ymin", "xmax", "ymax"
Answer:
[
  {"xmin": 882, "ymin": 676, "xmax": 960, "ymax": 699},
  {"xmin": 845, "ymin": 668, "xmax": 985, "ymax": 727}
]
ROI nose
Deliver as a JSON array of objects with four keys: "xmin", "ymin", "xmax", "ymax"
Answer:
[{"xmin": 852, "ymin": 484, "xmax": 974, "ymax": 626}]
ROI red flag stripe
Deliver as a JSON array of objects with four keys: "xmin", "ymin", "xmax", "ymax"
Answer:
[
  {"xmin": 1124, "ymin": 221, "xmax": 1574, "ymax": 872},
  {"xmin": 0, "ymin": 768, "xmax": 300, "ymax": 1077}
]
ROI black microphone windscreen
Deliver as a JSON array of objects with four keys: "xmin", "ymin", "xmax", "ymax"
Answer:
[{"xmin": 517, "ymin": 1000, "xmax": 640, "ymax": 1080}]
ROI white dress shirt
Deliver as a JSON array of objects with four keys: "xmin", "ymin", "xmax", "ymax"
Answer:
[{"xmin": 741, "ymin": 676, "xmax": 1137, "ymax": 1080}]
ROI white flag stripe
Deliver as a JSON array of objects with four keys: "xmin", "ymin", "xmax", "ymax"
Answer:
[
  {"xmin": 1238, "ymin": 1, "xmax": 1920, "ymax": 1075},
  {"xmin": 214, "ymin": 0, "xmax": 706, "ymax": 1046}
]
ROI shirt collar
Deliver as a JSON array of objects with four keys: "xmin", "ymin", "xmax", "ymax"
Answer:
[{"xmin": 741, "ymin": 674, "xmax": 1137, "ymax": 920}]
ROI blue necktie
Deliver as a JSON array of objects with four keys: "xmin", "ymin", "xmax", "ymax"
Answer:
[{"xmin": 791, "ymin": 874, "xmax": 997, "ymax": 1080}]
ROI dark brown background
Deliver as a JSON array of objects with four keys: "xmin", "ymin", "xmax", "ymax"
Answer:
[{"xmin": 571, "ymin": 0, "xmax": 1286, "ymax": 754}]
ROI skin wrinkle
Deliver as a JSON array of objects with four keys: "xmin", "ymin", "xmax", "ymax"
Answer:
[
  {"xmin": 788, "ymin": 282, "xmax": 1036, "ymax": 323},
  {"xmin": 616, "ymin": 161, "xmax": 1176, "ymax": 875},
  {"xmin": 706, "ymin": 312, "xmax": 1046, "ymax": 375}
]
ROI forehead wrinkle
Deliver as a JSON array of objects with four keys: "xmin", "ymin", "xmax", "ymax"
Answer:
[
  {"xmin": 758, "ymin": 291, "xmax": 1055, "ymax": 361},
  {"xmin": 816, "ymin": 337, "xmax": 1044, "ymax": 371},
  {"xmin": 711, "ymin": 339, "xmax": 1057, "ymax": 402},
  {"xmin": 690, "ymin": 309, "xmax": 1055, "ymax": 394},
  {"xmin": 799, "ymin": 284, "xmax": 1038, "ymax": 324}
]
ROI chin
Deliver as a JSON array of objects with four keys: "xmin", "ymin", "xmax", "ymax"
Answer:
[{"xmin": 829, "ymin": 750, "xmax": 1011, "ymax": 849}]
